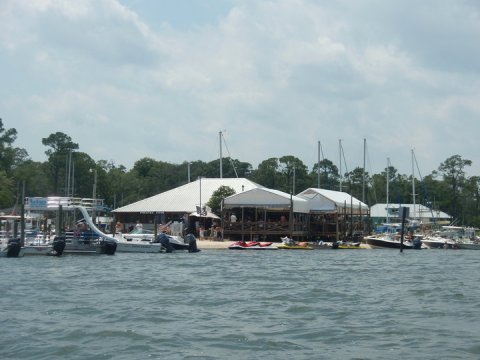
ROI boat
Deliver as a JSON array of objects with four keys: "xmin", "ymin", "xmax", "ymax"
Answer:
[
  {"xmin": 421, "ymin": 235, "xmax": 457, "ymax": 249},
  {"xmin": 116, "ymin": 232, "xmax": 200, "ymax": 253},
  {"xmin": 23, "ymin": 236, "xmax": 66, "ymax": 256},
  {"xmin": 456, "ymin": 240, "xmax": 480, "ymax": 250},
  {"xmin": 60, "ymin": 206, "xmax": 117, "ymax": 255},
  {"xmin": 228, "ymin": 241, "xmax": 277, "ymax": 250},
  {"xmin": 363, "ymin": 232, "xmax": 423, "ymax": 249},
  {"xmin": 422, "ymin": 226, "xmax": 477, "ymax": 249},
  {"xmin": 115, "ymin": 235, "xmax": 163, "ymax": 253},
  {"xmin": 161, "ymin": 233, "xmax": 200, "ymax": 252}
]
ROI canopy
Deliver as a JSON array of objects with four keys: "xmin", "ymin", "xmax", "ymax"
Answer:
[{"xmin": 189, "ymin": 211, "xmax": 220, "ymax": 219}]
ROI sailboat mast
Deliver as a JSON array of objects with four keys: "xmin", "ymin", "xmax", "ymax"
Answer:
[
  {"xmin": 412, "ymin": 148, "xmax": 416, "ymax": 220},
  {"xmin": 362, "ymin": 138, "xmax": 366, "ymax": 203},
  {"xmin": 339, "ymin": 139, "xmax": 342, "ymax": 192},
  {"xmin": 317, "ymin": 141, "xmax": 321, "ymax": 188},
  {"xmin": 386, "ymin": 158, "xmax": 390, "ymax": 224},
  {"xmin": 219, "ymin": 131, "xmax": 223, "ymax": 179}
]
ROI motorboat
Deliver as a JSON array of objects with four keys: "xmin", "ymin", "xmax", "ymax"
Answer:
[
  {"xmin": 363, "ymin": 233, "xmax": 423, "ymax": 249},
  {"xmin": 422, "ymin": 226, "xmax": 477, "ymax": 249},
  {"xmin": 23, "ymin": 236, "xmax": 66, "ymax": 256},
  {"xmin": 115, "ymin": 234, "xmax": 162, "ymax": 253},
  {"xmin": 160, "ymin": 233, "xmax": 200, "ymax": 252},
  {"xmin": 115, "ymin": 232, "xmax": 200, "ymax": 253},
  {"xmin": 228, "ymin": 241, "xmax": 277, "ymax": 250},
  {"xmin": 56, "ymin": 206, "xmax": 118, "ymax": 255},
  {"xmin": 421, "ymin": 235, "xmax": 457, "ymax": 249},
  {"xmin": 62, "ymin": 232, "xmax": 117, "ymax": 255},
  {"xmin": 455, "ymin": 236, "xmax": 480, "ymax": 250}
]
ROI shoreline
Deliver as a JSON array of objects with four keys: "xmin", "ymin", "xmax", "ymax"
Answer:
[{"xmin": 195, "ymin": 239, "xmax": 373, "ymax": 250}]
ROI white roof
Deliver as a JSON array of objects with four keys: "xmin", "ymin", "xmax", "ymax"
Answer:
[
  {"xmin": 297, "ymin": 188, "xmax": 369, "ymax": 214},
  {"xmin": 370, "ymin": 203, "xmax": 451, "ymax": 219},
  {"xmin": 223, "ymin": 188, "xmax": 310, "ymax": 213},
  {"xmin": 113, "ymin": 178, "xmax": 261, "ymax": 214}
]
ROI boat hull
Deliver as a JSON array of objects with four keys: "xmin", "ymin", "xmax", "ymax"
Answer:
[
  {"xmin": 364, "ymin": 236, "xmax": 421, "ymax": 249},
  {"xmin": 116, "ymin": 242, "xmax": 162, "ymax": 253},
  {"xmin": 456, "ymin": 243, "xmax": 480, "ymax": 250}
]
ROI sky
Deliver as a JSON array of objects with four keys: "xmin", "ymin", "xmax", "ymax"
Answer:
[{"xmin": 1, "ymin": 0, "xmax": 480, "ymax": 178}]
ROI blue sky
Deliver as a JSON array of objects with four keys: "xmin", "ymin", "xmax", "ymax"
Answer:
[{"xmin": 1, "ymin": 0, "xmax": 480, "ymax": 178}]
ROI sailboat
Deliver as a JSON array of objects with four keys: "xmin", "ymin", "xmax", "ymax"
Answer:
[{"xmin": 363, "ymin": 157, "xmax": 422, "ymax": 249}]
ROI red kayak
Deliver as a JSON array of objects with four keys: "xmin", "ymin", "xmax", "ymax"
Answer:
[{"xmin": 228, "ymin": 241, "xmax": 277, "ymax": 250}]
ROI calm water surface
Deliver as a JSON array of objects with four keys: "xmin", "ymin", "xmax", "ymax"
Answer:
[{"xmin": 1, "ymin": 249, "xmax": 479, "ymax": 359}]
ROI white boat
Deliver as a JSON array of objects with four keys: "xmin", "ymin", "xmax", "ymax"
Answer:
[
  {"xmin": 422, "ymin": 226, "xmax": 476, "ymax": 249},
  {"xmin": 421, "ymin": 235, "xmax": 457, "ymax": 249},
  {"xmin": 456, "ymin": 240, "xmax": 480, "ymax": 250},
  {"xmin": 115, "ymin": 232, "xmax": 200, "ymax": 253},
  {"xmin": 114, "ymin": 234, "xmax": 162, "ymax": 253}
]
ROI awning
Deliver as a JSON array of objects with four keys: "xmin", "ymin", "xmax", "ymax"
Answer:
[{"xmin": 189, "ymin": 211, "xmax": 220, "ymax": 219}]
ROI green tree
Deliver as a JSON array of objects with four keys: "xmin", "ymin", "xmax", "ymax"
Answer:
[
  {"xmin": 278, "ymin": 155, "xmax": 309, "ymax": 193},
  {"xmin": 0, "ymin": 170, "xmax": 15, "ymax": 208},
  {"xmin": 0, "ymin": 119, "xmax": 29, "ymax": 176},
  {"xmin": 344, "ymin": 167, "xmax": 370, "ymax": 203},
  {"xmin": 12, "ymin": 160, "xmax": 51, "ymax": 197},
  {"xmin": 311, "ymin": 159, "xmax": 339, "ymax": 191},
  {"xmin": 250, "ymin": 158, "xmax": 281, "ymax": 188},
  {"xmin": 206, "ymin": 185, "xmax": 236, "ymax": 215},
  {"xmin": 438, "ymin": 155, "xmax": 472, "ymax": 221},
  {"xmin": 42, "ymin": 132, "xmax": 79, "ymax": 195}
]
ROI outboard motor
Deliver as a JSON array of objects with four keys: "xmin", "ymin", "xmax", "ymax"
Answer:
[
  {"xmin": 52, "ymin": 236, "xmax": 66, "ymax": 256},
  {"xmin": 101, "ymin": 239, "xmax": 117, "ymax": 255},
  {"xmin": 157, "ymin": 233, "xmax": 173, "ymax": 253},
  {"xmin": 412, "ymin": 237, "xmax": 422, "ymax": 250},
  {"xmin": 185, "ymin": 234, "xmax": 200, "ymax": 253},
  {"xmin": 6, "ymin": 238, "xmax": 22, "ymax": 258}
]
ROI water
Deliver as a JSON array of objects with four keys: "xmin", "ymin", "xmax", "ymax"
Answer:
[{"xmin": 1, "ymin": 249, "xmax": 479, "ymax": 360}]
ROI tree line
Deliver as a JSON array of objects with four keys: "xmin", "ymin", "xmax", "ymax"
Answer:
[{"xmin": 1, "ymin": 119, "xmax": 478, "ymax": 226}]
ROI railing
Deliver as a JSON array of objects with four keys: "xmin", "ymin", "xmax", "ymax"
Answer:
[{"xmin": 24, "ymin": 197, "xmax": 105, "ymax": 211}]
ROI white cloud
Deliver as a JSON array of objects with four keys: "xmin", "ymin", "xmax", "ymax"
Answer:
[{"xmin": 1, "ymin": 0, "xmax": 480, "ymax": 178}]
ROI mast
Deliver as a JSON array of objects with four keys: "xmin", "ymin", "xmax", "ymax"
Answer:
[
  {"xmin": 386, "ymin": 158, "xmax": 390, "ymax": 224},
  {"xmin": 412, "ymin": 148, "xmax": 416, "ymax": 220},
  {"xmin": 317, "ymin": 141, "xmax": 321, "ymax": 188},
  {"xmin": 339, "ymin": 139, "xmax": 342, "ymax": 192},
  {"xmin": 362, "ymin": 138, "xmax": 366, "ymax": 203},
  {"xmin": 219, "ymin": 131, "xmax": 223, "ymax": 179}
]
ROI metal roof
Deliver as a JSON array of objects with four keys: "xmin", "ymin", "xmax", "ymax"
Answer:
[
  {"xmin": 223, "ymin": 187, "xmax": 310, "ymax": 213},
  {"xmin": 370, "ymin": 203, "xmax": 451, "ymax": 219},
  {"xmin": 297, "ymin": 188, "xmax": 369, "ymax": 213},
  {"xmin": 112, "ymin": 178, "xmax": 261, "ymax": 214}
]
